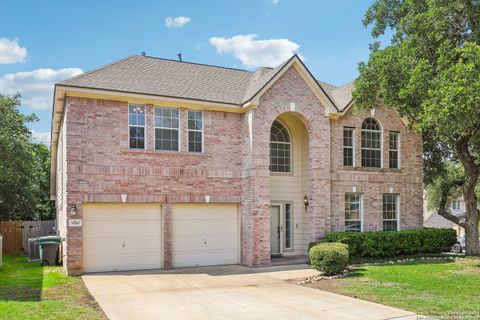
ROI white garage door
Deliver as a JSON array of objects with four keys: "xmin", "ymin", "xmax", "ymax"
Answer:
[
  {"xmin": 172, "ymin": 204, "xmax": 239, "ymax": 268},
  {"xmin": 83, "ymin": 204, "xmax": 162, "ymax": 273}
]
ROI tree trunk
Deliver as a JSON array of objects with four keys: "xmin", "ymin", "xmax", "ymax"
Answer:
[{"xmin": 456, "ymin": 138, "xmax": 480, "ymax": 256}]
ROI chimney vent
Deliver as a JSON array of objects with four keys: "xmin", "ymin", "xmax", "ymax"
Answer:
[{"xmin": 177, "ymin": 53, "xmax": 183, "ymax": 62}]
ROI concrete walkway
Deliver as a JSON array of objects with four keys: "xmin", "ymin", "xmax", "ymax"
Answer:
[{"xmin": 83, "ymin": 264, "xmax": 417, "ymax": 320}]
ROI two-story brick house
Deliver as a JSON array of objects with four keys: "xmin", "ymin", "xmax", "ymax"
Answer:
[{"xmin": 50, "ymin": 54, "xmax": 423, "ymax": 274}]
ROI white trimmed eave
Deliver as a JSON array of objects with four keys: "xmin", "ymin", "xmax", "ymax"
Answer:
[{"xmin": 242, "ymin": 56, "xmax": 338, "ymax": 115}]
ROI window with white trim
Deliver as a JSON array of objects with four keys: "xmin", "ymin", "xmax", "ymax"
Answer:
[
  {"xmin": 345, "ymin": 193, "xmax": 362, "ymax": 232},
  {"xmin": 155, "ymin": 107, "xmax": 179, "ymax": 151},
  {"xmin": 361, "ymin": 118, "xmax": 382, "ymax": 168},
  {"xmin": 343, "ymin": 127, "xmax": 355, "ymax": 167},
  {"xmin": 389, "ymin": 131, "xmax": 400, "ymax": 169},
  {"xmin": 188, "ymin": 110, "xmax": 203, "ymax": 152},
  {"xmin": 128, "ymin": 103, "xmax": 145, "ymax": 149},
  {"xmin": 270, "ymin": 120, "xmax": 291, "ymax": 173},
  {"xmin": 383, "ymin": 194, "xmax": 399, "ymax": 231}
]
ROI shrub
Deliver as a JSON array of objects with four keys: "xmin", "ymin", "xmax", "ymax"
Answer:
[
  {"xmin": 309, "ymin": 243, "xmax": 349, "ymax": 275},
  {"xmin": 320, "ymin": 228, "xmax": 457, "ymax": 258}
]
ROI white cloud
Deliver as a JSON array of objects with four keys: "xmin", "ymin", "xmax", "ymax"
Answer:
[
  {"xmin": 271, "ymin": 0, "xmax": 280, "ymax": 4},
  {"xmin": 31, "ymin": 130, "xmax": 51, "ymax": 146},
  {"xmin": 0, "ymin": 37, "xmax": 27, "ymax": 64},
  {"xmin": 165, "ymin": 16, "xmax": 191, "ymax": 28},
  {"xmin": 209, "ymin": 34, "xmax": 300, "ymax": 68},
  {"xmin": 0, "ymin": 67, "xmax": 83, "ymax": 110}
]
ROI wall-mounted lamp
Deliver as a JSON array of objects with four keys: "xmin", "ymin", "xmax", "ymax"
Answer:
[
  {"xmin": 69, "ymin": 204, "xmax": 77, "ymax": 216},
  {"xmin": 303, "ymin": 195, "xmax": 309, "ymax": 211}
]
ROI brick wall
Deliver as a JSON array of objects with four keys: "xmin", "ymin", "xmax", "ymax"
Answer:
[{"xmin": 63, "ymin": 97, "xmax": 243, "ymax": 274}]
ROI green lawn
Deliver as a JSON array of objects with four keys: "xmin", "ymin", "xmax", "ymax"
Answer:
[
  {"xmin": 308, "ymin": 258, "xmax": 480, "ymax": 317},
  {"xmin": 0, "ymin": 255, "xmax": 106, "ymax": 320}
]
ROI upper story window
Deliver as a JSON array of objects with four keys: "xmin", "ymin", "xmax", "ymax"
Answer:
[
  {"xmin": 270, "ymin": 120, "xmax": 291, "ymax": 173},
  {"xmin": 343, "ymin": 127, "xmax": 355, "ymax": 167},
  {"xmin": 155, "ymin": 107, "xmax": 179, "ymax": 151},
  {"xmin": 361, "ymin": 118, "xmax": 382, "ymax": 168},
  {"xmin": 383, "ymin": 193, "xmax": 399, "ymax": 231},
  {"xmin": 188, "ymin": 110, "xmax": 203, "ymax": 152},
  {"xmin": 452, "ymin": 200, "xmax": 460, "ymax": 210},
  {"xmin": 389, "ymin": 131, "xmax": 400, "ymax": 169},
  {"xmin": 128, "ymin": 103, "xmax": 146, "ymax": 149},
  {"xmin": 345, "ymin": 193, "xmax": 362, "ymax": 232}
]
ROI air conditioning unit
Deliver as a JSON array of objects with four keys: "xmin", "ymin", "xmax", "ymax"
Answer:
[{"xmin": 27, "ymin": 238, "xmax": 40, "ymax": 261}]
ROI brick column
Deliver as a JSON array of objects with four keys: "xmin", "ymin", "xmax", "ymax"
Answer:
[{"xmin": 163, "ymin": 203, "xmax": 173, "ymax": 269}]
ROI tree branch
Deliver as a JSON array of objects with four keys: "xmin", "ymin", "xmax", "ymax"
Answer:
[{"xmin": 436, "ymin": 179, "xmax": 466, "ymax": 228}]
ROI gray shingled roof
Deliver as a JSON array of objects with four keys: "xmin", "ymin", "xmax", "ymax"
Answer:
[
  {"xmin": 58, "ymin": 54, "xmax": 353, "ymax": 109},
  {"xmin": 424, "ymin": 213, "xmax": 462, "ymax": 229}
]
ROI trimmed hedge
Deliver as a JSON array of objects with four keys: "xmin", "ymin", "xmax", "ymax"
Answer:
[
  {"xmin": 313, "ymin": 228, "xmax": 456, "ymax": 258},
  {"xmin": 309, "ymin": 243, "xmax": 349, "ymax": 275}
]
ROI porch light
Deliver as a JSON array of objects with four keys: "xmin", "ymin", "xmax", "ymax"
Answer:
[
  {"xmin": 69, "ymin": 204, "xmax": 77, "ymax": 216},
  {"xmin": 303, "ymin": 195, "xmax": 309, "ymax": 211}
]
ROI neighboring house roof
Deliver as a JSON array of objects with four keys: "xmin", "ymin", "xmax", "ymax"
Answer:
[
  {"xmin": 424, "ymin": 212, "xmax": 465, "ymax": 229},
  {"xmin": 58, "ymin": 54, "xmax": 353, "ymax": 109}
]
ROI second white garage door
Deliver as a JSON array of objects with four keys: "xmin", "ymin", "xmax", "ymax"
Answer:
[{"xmin": 172, "ymin": 204, "xmax": 239, "ymax": 268}]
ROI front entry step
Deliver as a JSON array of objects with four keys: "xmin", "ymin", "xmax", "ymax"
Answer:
[{"xmin": 270, "ymin": 255, "xmax": 309, "ymax": 266}]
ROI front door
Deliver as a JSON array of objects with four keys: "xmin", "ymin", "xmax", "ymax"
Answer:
[{"xmin": 270, "ymin": 205, "xmax": 281, "ymax": 255}]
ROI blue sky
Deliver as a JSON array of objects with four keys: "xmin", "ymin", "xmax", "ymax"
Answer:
[{"xmin": 0, "ymin": 0, "xmax": 382, "ymax": 145}]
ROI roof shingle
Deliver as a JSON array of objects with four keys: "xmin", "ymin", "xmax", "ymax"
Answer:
[{"xmin": 59, "ymin": 54, "xmax": 353, "ymax": 109}]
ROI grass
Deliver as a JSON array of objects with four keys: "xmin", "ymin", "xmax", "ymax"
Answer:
[
  {"xmin": 307, "ymin": 257, "xmax": 480, "ymax": 317},
  {"xmin": 0, "ymin": 255, "xmax": 106, "ymax": 320}
]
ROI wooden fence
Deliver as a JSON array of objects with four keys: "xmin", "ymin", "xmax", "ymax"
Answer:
[{"xmin": 0, "ymin": 220, "xmax": 55, "ymax": 255}]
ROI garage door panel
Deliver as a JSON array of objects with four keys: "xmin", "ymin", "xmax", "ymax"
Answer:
[
  {"xmin": 172, "ymin": 205, "xmax": 239, "ymax": 268},
  {"xmin": 83, "ymin": 204, "xmax": 162, "ymax": 273}
]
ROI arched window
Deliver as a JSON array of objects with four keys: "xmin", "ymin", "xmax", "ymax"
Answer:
[
  {"xmin": 270, "ymin": 120, "xmax": 291, "ymax": 173},
  {"xmin": 361, "ymin": 118, "xmax": 382, "ymax": 168}
]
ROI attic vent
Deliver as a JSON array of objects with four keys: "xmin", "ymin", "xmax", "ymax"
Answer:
[{"xmin": 141, "ymin": 52, "xmax": 146, "ymax": 56}]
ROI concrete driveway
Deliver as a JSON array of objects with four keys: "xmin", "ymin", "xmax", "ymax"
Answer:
[{"xmin": 83, "ymin": 264, "xmax": 417, "ymax": 320}]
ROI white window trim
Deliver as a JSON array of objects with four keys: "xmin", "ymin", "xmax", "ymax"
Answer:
[
  {"xmin": 128, "ymin": 103, "xmax": 146, "ymax": 150},
  {"xmin": 154, "ymin": 106, "xmax": 180, "ymax": 152},
  {"xmin": 187, "ymin": 110, "xmax": 204, "ymax": 153},
  {"xmin": 383, "ymin": 194, "xmax": 400, "ymax": 231},
  {"xmin": 345, "ymin": 193, "xmax": 363, "ymax": 232},
  {"xmin": 343, "ymin": 127, "xmax": 355, "ymax": 167},
  {"xmin": 361, "ymin": 118, "xmax": 383, "ymax": 168},
  {"xmin": 389, "ymin": 131, "xmax": 400, "ymax": 169}
]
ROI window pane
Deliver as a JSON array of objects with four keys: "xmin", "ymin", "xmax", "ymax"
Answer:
[
  {"xmin": 129, "ymin": 127, "xmax": 145, "ymax": 149},
  {"xmin": 345, "ymin": 193, "xmax": 362, "ymax": 232},
  {"xmin": 188, "ymin": 131, "xmax": 202, "ymax": 152},
  {"xmin": 383, "ymin": 194, "xmax": 398, "ymax": 231},
  {"xmin": 361, "ymin": 118, "xmax": 382, "ymax": 168},
  {"xmin": 155, "ymin": 128, "xmax": 179, "ymax": 151},
  {"xmin": 389, "ymin": 132, "xmax": 399, "ymax": 169},
  {"xmin": 285, "ymin": 203, "xmax": 292, "ymax": 249}
]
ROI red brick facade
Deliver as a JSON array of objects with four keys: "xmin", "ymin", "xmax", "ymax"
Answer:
[{"xmin": 58, "ymin": 66, "xmax": 423, "ymax": 274}]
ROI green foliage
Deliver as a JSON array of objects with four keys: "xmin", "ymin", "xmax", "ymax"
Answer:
[
  {"xmin": 425, "ymin": 163, "xmax": 467, "ymax": 211},
  {"xmin": 0, "ymin": 94, "xmax": 54, "ymax": 220},
  {"xmin": 355, "ymin": 0, "xmax": 480, "ymax": 254},
  {"xmin": 322, "ymin": 229, "xmax": 457, "ymax": 258},
  {"xmin": 309, "ymin": 243, "xmax": 349, "ymax": 275}
]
